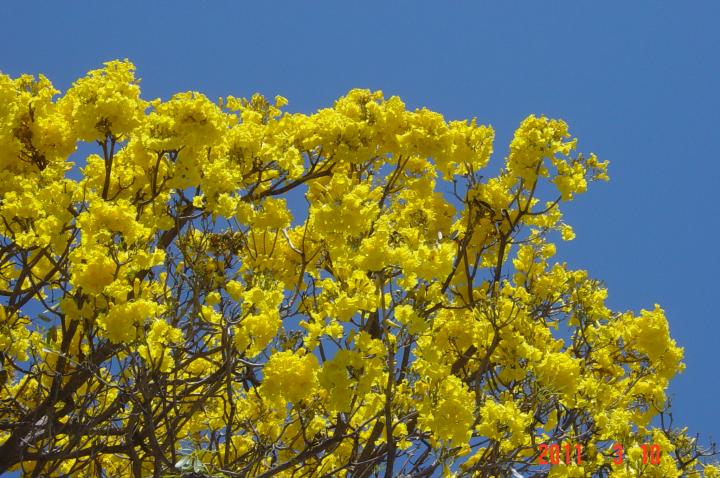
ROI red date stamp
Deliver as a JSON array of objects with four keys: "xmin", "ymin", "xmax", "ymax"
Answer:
[{"xmin": 537, "ymin": 442, "xmax": 662, "ymax": 465}]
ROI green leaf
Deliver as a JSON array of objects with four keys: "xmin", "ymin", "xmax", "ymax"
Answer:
[{"xmin": 174, "ymin": 455, "xmax": 193, "ymax": 470}]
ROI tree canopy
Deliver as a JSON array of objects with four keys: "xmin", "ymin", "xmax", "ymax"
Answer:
[{"xmin": 0, "ymin": 60, "xmax": 715, "ymax": 477}]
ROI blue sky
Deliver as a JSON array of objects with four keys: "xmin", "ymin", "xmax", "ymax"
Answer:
[{"xmin": 1, "ymin": 0, "xmax": 718, "ymax": 458}]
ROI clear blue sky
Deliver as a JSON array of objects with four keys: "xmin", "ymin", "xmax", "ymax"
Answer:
[{"xmin": 1, "ymin": 0, "xmax": 718, "ymax": 452}]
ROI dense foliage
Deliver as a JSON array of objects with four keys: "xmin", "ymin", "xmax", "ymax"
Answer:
[{"xmin": 0, "ymin": 60, "xmax": 715, "ymax": 477}]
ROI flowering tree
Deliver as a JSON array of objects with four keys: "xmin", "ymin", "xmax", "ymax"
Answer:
[{"xmin": 0, "ymin": 60, "xmax": 715, "ymax": 477}]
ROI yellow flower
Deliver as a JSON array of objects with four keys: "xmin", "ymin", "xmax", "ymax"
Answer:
[{"xmin": 262, "ymin": 350, "xmax": 319, "ymax": 403}]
